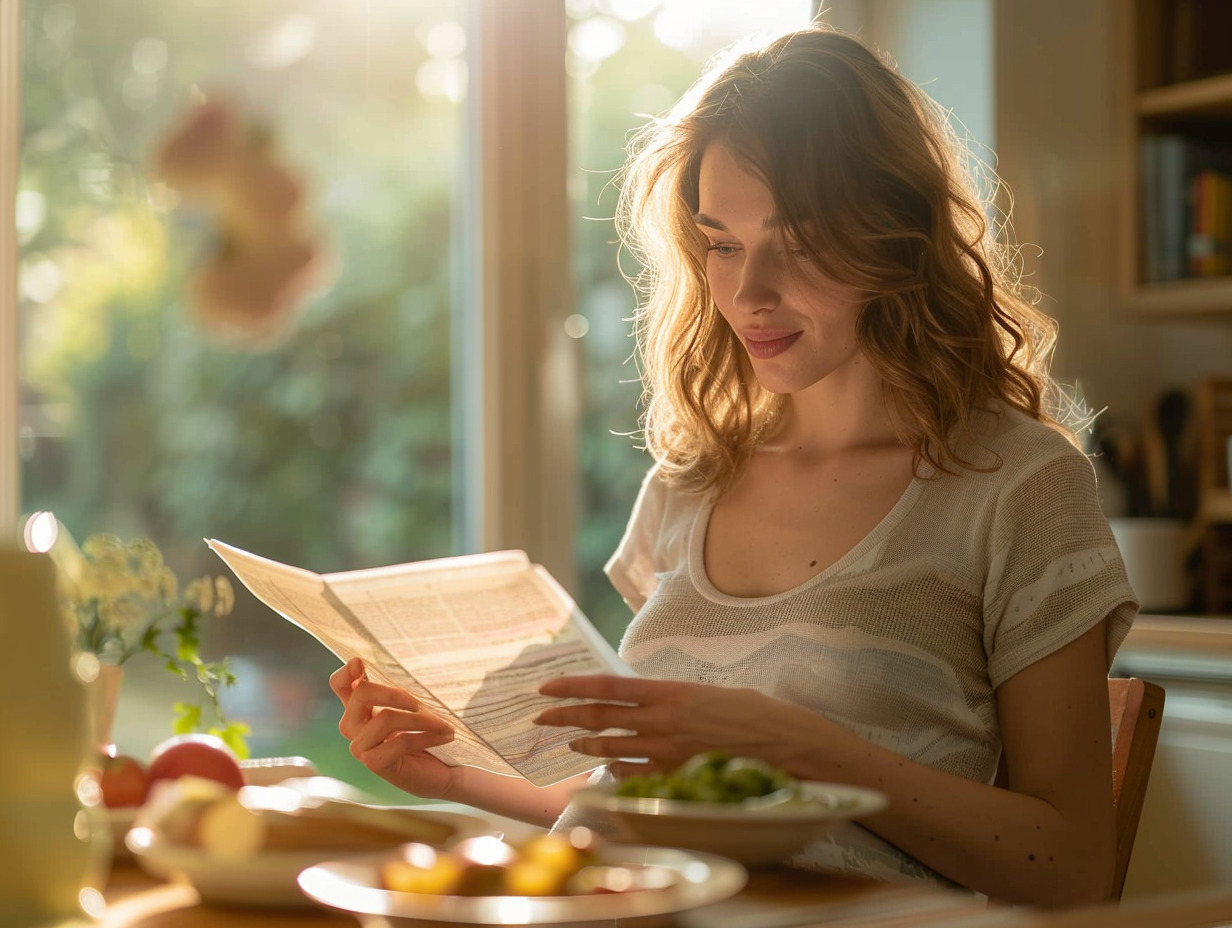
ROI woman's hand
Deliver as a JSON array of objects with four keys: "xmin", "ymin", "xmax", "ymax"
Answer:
[
  {"xmin": 329, "ymin": 657, "xmax": 458, "ymax": 799},
  {"xmin": 534, "ymin": 674, "xmax": 814, "ymax": 778}
]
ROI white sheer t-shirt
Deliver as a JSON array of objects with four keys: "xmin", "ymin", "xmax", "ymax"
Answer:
[{"xmin": 554, "ymin": 407, "xmax": 1138, "ymax": 887}]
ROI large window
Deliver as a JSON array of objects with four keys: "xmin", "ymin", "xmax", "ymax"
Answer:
[{"xmin": 17, "ymin": 0, "xmax": 469, "ymax": 800}]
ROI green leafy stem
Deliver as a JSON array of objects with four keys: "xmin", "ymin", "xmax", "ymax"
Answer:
[{"xmin": 142, "ymin": 605, "xmax": 251, "ymax": 758}]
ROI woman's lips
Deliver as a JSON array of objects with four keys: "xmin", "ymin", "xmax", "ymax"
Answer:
[{"xmin": 743, "ymin": 330, "xmax": 802, "ymax": 359}]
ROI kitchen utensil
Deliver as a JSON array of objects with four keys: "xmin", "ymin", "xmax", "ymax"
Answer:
[{"xmin": 1157, "ymin": 389, "xmax": 1192, "ymax": 518}]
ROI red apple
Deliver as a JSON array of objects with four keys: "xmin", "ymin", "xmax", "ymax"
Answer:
[
  {"xmin": 98, "ymin": 753, "xmax": 149, "ymax": 808},
  {"xmin": 147, "ymin": 734, "xmax": 245, "ymax": 791}
]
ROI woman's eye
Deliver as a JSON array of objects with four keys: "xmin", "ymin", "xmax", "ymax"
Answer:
[
  {"xmin": 785, "ymin": 243, "xmax": 809, "ymax": 260},
  {"xmin": 707, "ymin": 243, "xmax": 739, "ymax": 257}
]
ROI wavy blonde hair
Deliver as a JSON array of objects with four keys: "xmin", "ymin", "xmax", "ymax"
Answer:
[{"xmin": 618, "ymin": 26, "xmax": 1073, "ymax": 493}]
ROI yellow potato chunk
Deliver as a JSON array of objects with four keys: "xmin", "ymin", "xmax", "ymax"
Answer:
[
  {"xmin": 519, "ymin": 834, "xmax": 582, "ymax": 873},
  {"xmin": 504, "ymin": 859, "xmax": 569, "ymax": 897},
  {"xmin": 381, "ymin": 853, "xmax": 464, "ymax": 895}
]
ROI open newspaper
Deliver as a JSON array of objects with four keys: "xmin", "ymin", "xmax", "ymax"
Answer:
[{"xmin": 206, "ymin": 539, "xmax": 634, "ymax": 788}]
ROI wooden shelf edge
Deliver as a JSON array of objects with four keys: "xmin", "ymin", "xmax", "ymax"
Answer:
[
  {"xmin": 1202, "ymin": 490, "xmax": 1232, "ymax": 523},
  {"xmin": 1122, "ymin": 615, "xmax": 1232, "ymax": 659},
  {"xmin": 1138, "ymin": 71, "xmax": 1232, "ymax": 117},
  {"xmin": 1123, "ymin": 277, "xmax": 1232, "ymax": 316}
]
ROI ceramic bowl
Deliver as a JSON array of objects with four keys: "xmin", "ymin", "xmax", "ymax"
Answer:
[{"xmin": 570, "ymin": 781, "xmax": 888, "ymax": 865}]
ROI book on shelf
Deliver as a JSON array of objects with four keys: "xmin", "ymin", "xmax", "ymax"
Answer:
[
  {"xmin": 1188, "ymin": 169, "xmax": 1232, "ymax": 277},
  {"xmin": 207, "ymin": 539, "xmax": 634, "ymax": 788},
  {"xmin": 1139, "ymin": 134, "xmax": 1232, "ymax": 283},
  {"xmin": 1140, "ymin": 134, "xmax": 1188, "ymax": 283}
]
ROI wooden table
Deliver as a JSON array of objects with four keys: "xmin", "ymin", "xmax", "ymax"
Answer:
[
  {"xmin": 100, "ymin": 859, "xmax": 994, "ymax": 927},
  {"xmin": 100, "ymin": 859, "xmax": 1232, "ymax": 928}
]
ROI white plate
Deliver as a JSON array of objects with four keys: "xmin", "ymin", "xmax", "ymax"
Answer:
[
  {"xmin": 127, "ymin": 807, "xmax": 494, "ymax": 908},
  {"xmin": 298, "ymin": 844, "xmax": 747, "ymax": 926},
  {"xmin": 570, "ymin": 781, "xmax": 888, "ymax": 865}
]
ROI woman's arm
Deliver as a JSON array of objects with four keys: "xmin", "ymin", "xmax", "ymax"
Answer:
[
  {"xmin": 331, "ymin": 657, "xmax": 590, "ymax": 827},
  {"xmin": 441, "ymin": 766, "xmax": 592, "ymax": 829},
  {"xmin": 536, "ymin": 619, "xmax": 1116, "ymax": 907},
  {"xmin": 809, "ymin": 620, "xmax": 1115, "ymax": 907}
]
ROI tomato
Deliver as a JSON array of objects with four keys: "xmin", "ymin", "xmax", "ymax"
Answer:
[{"xmin": 98, "ymin": 753, "xmax": 150, "ymax": 808}]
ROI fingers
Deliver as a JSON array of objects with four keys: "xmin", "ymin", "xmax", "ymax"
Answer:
[
  {"xmin": 568, "ymin": 730, "xmax": 700, "ymax": 767},
  {"xmin": 539, "ymin": 674, "xmax": 663, "ymax": 702},
  {"xmin": 338, "ymin": 680, "xmax": 427, "ymax": 739},
  {"xmin": 533, "ymin": 702, "xmax": 645, "ymax": 732},
  {"xmin": 349, "ymin": 703, "xmax": 453, "ymax": 754},
  {"xmin": 351, "ymin": 728, "xmax": 455, "ymax": 775},
  {"xmin": 608, "ymin": 759, "xmax": 662, "ymax": 780},
  {"xmin": 328, "ymin": 657, "xmax": 367, "ymax": 704}
]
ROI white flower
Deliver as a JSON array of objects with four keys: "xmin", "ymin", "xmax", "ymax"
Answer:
[
  {"xmin": 82, "ymin": 533, "xmax": 125, "ymax": 570},
  {"xmin": 213, "ymin": 577, "xmax": 235, "ymax": 616},
  {"xmin": 99, "ymin": 597, "xmax": 150, "ymax": 637},
  {"xmin": 126, "ymin": 537, "xmax": 164, "ymax": 574},
  {"xmin": 183, "ymin": 576, "xmax": 215, "ymax": 614},
  {"xmin": 159, "ymin": 566, "xmax": 178, "ymax": 601}
]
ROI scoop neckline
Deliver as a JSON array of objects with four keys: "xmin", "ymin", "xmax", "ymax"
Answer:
[{"xmin": 687, "ymin": 472, "xmax": 928, "ymax": 607}]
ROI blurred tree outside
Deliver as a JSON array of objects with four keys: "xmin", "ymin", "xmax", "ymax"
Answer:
[{"xmin": 20, "ymin": 0, "xmax": 465, "ymax": 800}]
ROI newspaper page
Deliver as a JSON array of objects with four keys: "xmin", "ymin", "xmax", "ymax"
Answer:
[{"xmin": 206, "ymin": 539, "xmax": 633, "ymax": 787}]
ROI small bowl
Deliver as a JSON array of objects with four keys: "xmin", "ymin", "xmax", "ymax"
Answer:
[
  {"xmin": 127, "ymin": 806, "xmax": 493, "ymax": 907},
  {"xmin": 570, "ymin": 781, "xmax": 887, "ymax": 866}
]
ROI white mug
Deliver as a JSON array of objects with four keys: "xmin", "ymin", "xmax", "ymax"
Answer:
[{"xmin": 1108, "ymin": 518, "xmax": 1190, "ymax": 613}]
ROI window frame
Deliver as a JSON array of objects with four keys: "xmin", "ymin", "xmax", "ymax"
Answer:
[
  {"xmin": 1, "ymin": 0, "xmax": 20, "ymax": 537},
  {"xmin": 0, "ymin": 0, "xmax": 580, "ymax": 589}
]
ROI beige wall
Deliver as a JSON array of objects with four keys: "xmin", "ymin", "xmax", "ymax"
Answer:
[{"xmin": 994, "ymin": 0, "xmax": 1232, "ymax": 432}]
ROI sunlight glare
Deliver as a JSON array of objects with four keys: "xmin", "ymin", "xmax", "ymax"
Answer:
[
  {"xmin": 416, "ymin": 58, "xmax": 467, "ymax": 103},
  {"xmin": 423, "ymin": 20, "xmax": 466, "ymax": 59},
  {"xmin": 19, "ymin": 258, "xmax": 65, "ymax": 304},
  {"xmin": 564, "ymin": 314, "xmax": 590, "ymax": 338},
  {"xmin": 654, "ymin": 0, "xmax": 811, "ymax": 52},
  {"xmin": 607, "ymin": 0, "xmax": 663, "ymax": 21},
  {"xmin": 132, "ymin": 37, "xmax": 168, "ymax": 75},
  {"xmin": 495, "ymin": 896, "xmax": 532, "ymax": 923},
  {"xmin": 15, "ymin": 190, "xmax": 47, "ymax": 243},
  {"xmin": 248, "ymin": 14, "xmax": 318, "ymax": 70},
  {"xmin": 78, "ymin": 887, "xmax": 107, "ymax": 919},
  {"xmin": 23, "ymin": 510, "xmax": 59, "ymax": 553},
  {"xmin": 569, "ymin": 17, "xmax": 626, "ymax": 63}
]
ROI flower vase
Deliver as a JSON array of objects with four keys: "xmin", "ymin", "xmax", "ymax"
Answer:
[{"xmin": 86, "ymin": 661, "xmax": 124, "ymax": 754}]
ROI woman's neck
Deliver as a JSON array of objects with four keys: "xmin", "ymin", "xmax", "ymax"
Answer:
[{"xmin": 761, "ymin": 361, "xmax": 906, "ymax": 460}]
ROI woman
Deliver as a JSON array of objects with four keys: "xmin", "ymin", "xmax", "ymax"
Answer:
[{"xmin": 331, "ymin": 25, "xmax": 1137, "ymax": 907}]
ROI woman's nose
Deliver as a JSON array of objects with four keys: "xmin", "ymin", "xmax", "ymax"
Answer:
[{"xmin": 732, "ymin": 247, "xmax": 782, "ymax": 314}]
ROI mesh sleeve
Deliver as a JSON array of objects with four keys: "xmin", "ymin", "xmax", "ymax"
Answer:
[
  {"xmin": 983, "ymin": 449, "xmax": 1139, "ymax": 689},
  {"xmin": 604, "ymin": 465, "xmax": 666, "ymax": 613}
]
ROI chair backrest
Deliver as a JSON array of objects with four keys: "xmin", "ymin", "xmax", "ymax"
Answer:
[
  {"xmin": 1109, "ymin": 677, "xmax": 1165, "ymax": 901},
  {"xmin": 992, "ymin": 676, "xmax": 1165, "ymax": 901}
]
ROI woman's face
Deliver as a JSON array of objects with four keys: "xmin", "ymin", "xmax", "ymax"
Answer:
[{"xmin": 695, "ymin": 142, "xmax": 867, "ymax": 398}]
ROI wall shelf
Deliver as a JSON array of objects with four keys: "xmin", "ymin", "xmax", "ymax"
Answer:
[
  {"xmin": 1125, "ymin": 277, "xmax": 1232, "ymax": 315},
  {"xmin": 1138, "ymin": 72, "xmax": 1232, "ymax": 119},
  {"xmin": 1123, "ymin": 1, "xmax": 1232, "ymax": 318}
]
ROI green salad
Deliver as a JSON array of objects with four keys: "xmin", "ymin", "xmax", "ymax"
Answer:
[{"xmin": 614, "ymin": 751, "xmax": 798, "ymax": 803}]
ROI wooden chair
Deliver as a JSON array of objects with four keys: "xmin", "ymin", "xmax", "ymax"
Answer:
[
  {"xmin": 994, "ymin": 677, "xmax": 1165, "ymax": 901},
  {"xmin": 1109, "ymin": 677, "xmax": 1165, "ymax": 900}
]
